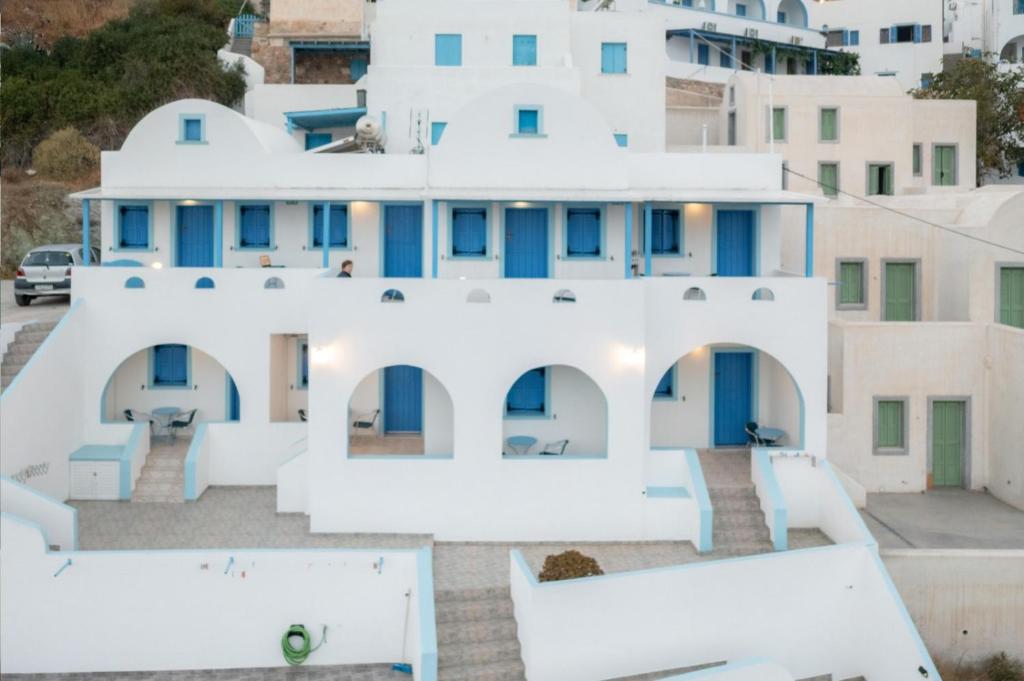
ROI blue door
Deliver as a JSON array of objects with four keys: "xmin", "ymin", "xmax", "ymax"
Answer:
[
  {"xmin": 504, "ymin": 208, "xmax": 548, "ymax": 278},
  {"xmin": 716, "ymin": 210, "xmax": 755, "ymax": 276},
  {"xmin": 384, "ymin": 365, "xmax": 423, "ymax": 433},
  {"xmin": 176, "ymin": 205, "xmax": 214, "ymax": 267},
  {"xmin": 384, "ymin": 205, "xmax": 423, "ymax": 277},
  {"xmin": 227, "ymin": 376, "xmax": 240, "ymax": 422},
  {"xmin": 714, "ymin": 352, "xmax": 753, "ymax": 446}
]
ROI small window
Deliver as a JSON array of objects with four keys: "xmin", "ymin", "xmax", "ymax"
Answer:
[
  {"xmin": 299, "ymin": 340, "xmax": 309, "ymax": 388},
  {"xmin": 769, "ymin": 107, "xmax": 786, "ymax": 142},
  {"xmin": 467, "ymin": 288, "xmax": 491, "ymax": 303},
  {"xmin": 874, "ymin": 398, "xmax": 907, "ymax": 454},
  {"xmin": 195, "ymin": 276, "xmax": 215, "ymax": 289},
  {"xmin": 819, "ymin": 162, "xmax": 839, "ymax": 197},
  {"xmin": 516, "ymin": 107, "xmax": 541, "ymax": 135},
  {"xmin": 932, "ymin": 145, "xmax": 957, "ymax": 186},
  {"xmin": 683, "ymin": 286, "xmax": 706, "ymax": 301},
  {"xmin": 435, "ymin": 34, "xmax": 462, "ymax": 66},
  {"xmin": 553, "ymin": 288, "xmax": 577, "ymax": 303},
  {"xmin": 752, "ymin": 287, "xmax": 775, "ymax": 301},
  {"xmin": 180, "ymin": 116, "xmax": 204, "ymax": 143},
  {"xmin": 735, "ymin": 3, "xmax": 747, "ymax": 16},
  {"xmin": 697, "ymin": 44, "xmax": 709, "ymax": 66},
  {"xmin": 506, "ymin": 368, "xmax": 547, "ymax": 416},
  {"xmin": 614, "ymin": 133, "xmax": 628, "ymax": 148},
  {"xmin": 152, "ymin": 345, "xmax": 189, "ymax": 388},
  {"xmin": 305, "ymin": 133, "xmax": 332, "ymax": 150},
  {"xmin": 451, "ymin": 208, "xmax": 488, "ymax": 257},
  {"xmin": 264, "ymin": 276, "xmax": 285, "ymax": 289},
  {"xmin": 883, "ymin": 261, "xmax": 917, "ymax": 321},
  {"xmin": 651, "ymin": 209, "xmax": 681, "ymax": 255},
  {"xmin": 654, "ymin": 366, "xmax": 675, "ymax": 399},
  {"xmin": 912, "ymin": 144, "xmax": 922, "ymax": 176},
  {"xmin": 117, "ymin": 204, "xmax": 150, "ymax": 250},
  {"xmin": 431, "ymin": 121, "xmax": 447, "ymax": 146},
  {"xmin": 238, "ymin": 204, "xmax": 272, "ymax": 249},
  {"xmin": 565, "ymin": 208, "xmax": 602, "ymax": 258},
  {"xmin": 311, "ymin": 204, "xmax": 349, "ymax": 248},
  {"xmin": 777, "ymin": 10, "xmax": 786, "ymax": 23},
  {"xmin": 819, "ymin": 108, "xmax": 839, "ymax": 142},
  {"xmin": 998, "ymin": 266, "xmax": 1024, "ymax": 329},
  {"xmin": 601, "ymin": 42, "xmax": 627, "ymax": 74},
  {"xmin": 867, "ymin": 163, "xmax": 894, "ymax": 196},
  {"xmin": 125, "ymin": 276, "xmax": 145, "ymax": 289},
  {"xmin": 381, "ymin": 288, "xmax": 405, "ymax": 302},
  {"xmin": 513, "ymin": 34, "xmax": 537, "ymax": 66},
  {"xmin": 836, "ymin": 259, "xmax": 866, "ymax": 309}
]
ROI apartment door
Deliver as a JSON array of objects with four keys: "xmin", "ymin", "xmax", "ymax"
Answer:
[
  {"xmin": 384, "ymin": 365, "xmax": 423, "ymax": 434},
  {"xmin": 931, "ymin": 400, "xmax": 966, "ymax": 488},
  {"xmin": 383, "ymin": 205, "xmax": 423, "ymax": 277},
  {"xmin": 999, "ymin": 266, "xmax": 1024, "ymax": 328},
  {"xmin": 716, "ymin": 210, "xmax": 755, "ymax": 276},
  {"xmin": 884, "ymin": 262, "xmax": 917, "ymax": 321},
  {"xmin": 176, "ymin": 205, "xmax": 214, "ymax": 267},
  {"xmin": 504, "ymin": 207, "xmax": 549, "ymax": 278},
  {"xmin": 714, "ymin": 351, "xmax": 753, "ymax": 447}
]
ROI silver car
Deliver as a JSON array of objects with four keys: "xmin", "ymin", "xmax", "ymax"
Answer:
[{"xmin": 14, "ymin": 244, "xmax": 101, "ymax": 306}]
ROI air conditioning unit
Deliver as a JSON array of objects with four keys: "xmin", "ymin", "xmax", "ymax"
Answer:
[
  {"xmin": 790, "ymin": 36, "xmax": 803, "ymax": 45},
  {"xmin": 702, "ymin": 21, "xmax": 717, "ymax": 32},
  {"xmin": 745, "ymin": 28, "xmax": 759, "ymax": 38}
]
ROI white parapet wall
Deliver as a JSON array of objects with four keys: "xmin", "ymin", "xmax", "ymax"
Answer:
[
  {"xmin": 0, "ymin": 514, "xmax": 434, "ymax": 676},
  {"xmin": 0, "ymin": 478, "xmax": 78, "ymax": 550}
]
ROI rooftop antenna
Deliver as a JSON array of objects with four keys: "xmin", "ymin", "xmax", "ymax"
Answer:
[{"xmin": 410, "ymin": 111, "xmax": 425, "ymax": 155}]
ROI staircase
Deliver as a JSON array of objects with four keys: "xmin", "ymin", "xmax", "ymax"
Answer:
[
  {"xmin": 435, "ymin": 587, "xmax": 526, "ymax": 681},
  {"xmin": 1, "ymin": 320, "xmax": 58, "ymax": 392},
  {"xmin": 699, "ymin": 448, "xmax": 774, "ymax": 556},
  {"xmin": 132, "ymin": 439, "xmax": 188, "ymax": 503},
  {"xmin": 230, "ymin": 36, "xmax": 252, "ymax": 56}
]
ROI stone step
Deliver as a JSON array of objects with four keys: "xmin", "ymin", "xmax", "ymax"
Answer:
[
  {"xmin": 1, "ymin": 363, "xmax": 27, "ymax": 377},
  {"xmin": 144, "ymin": 455, "xmax": 186, "ymax": 467},
  {"xmin": 437, "ymin": 616, "xmax": 518, "ymax": 646},
  {"xmin": 713, "ymin": 526, "xmax": 771, "ymax": 545},
  {"xmin": 436, "ymin": 597, "xmax": 514, "ymax": 625},
  {"xmin": 3, "ymin": 345, "xmax": 40, "ymax": 362},
  {"xmin": 132, "ymin": 493, "xmax": 184, "ymax": 504},
  {"xmin": 134, "ymin": 481, "xmax": 184, "ymax": 497},
  {"xmin": 708, "ymin": 486, "xmax": 757, "ymax": 499},
  {"xmin": 22, "ymin": 321, "xmax": 59, "ymax": 333},
  {"xmin": 140, "ymin": 468, "xmax": 184, "ymax": 482},
  {"xmin": 439, "ymin": 637, "xmax": 522, "ymax": 669},
  {"xmin": 710, "ymin": 497, "xmax": 761, "ymax": 513},
  {"xmin": 715, "ymin": 510, "xmax": 769, "ymax": 527},
  {"xmin": 436, "ymin": 587, "xmax": 510, "ymax": 603},
  {"xmin": 13, "ymin": 330, "xmax": 51, "ymax": 344},
  {"xmin": 438, "ymin": 659, "xmax": 526, "ymax": 681}
]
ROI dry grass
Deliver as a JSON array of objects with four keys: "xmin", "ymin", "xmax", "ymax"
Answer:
[
  {"xmin": 1, "ymin": 0, "xmax": 135, "ymax": 48},
  {"xmin": 936, "ymin": 654, "xmax": 1024, "ymax": 681}
]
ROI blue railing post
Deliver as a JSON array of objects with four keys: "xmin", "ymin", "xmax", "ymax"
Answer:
[
  {"xmin": 321, "ymin": 201, "xmax": 330, "ymax": 268},
  {"xmin": 624, "ymin": 202, "xmax": 633, "ymax": 279},
  {"xmin": 805, "ymin": 202, "xmax": 814, "ymax": 277},
  {"xmin": 430, "ymin": 200, "xmax": 438, "ymax": 279},
  {"xmin": 82, "ymin": 199, "xmax": 91, "ymax": 265},
  {"xmin": 214, "ymin": 200, "xmax": 223, "ymax": 267},
  {"xmin": 643, "ymin": 202, "xmax": 653, "ymax": 277}
]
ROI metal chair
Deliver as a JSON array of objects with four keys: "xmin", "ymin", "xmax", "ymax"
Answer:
[
  {"xmin": 351, "ymin": 409, "xmax": 380, "ymax": 432},
  {"xmin": 298, "ymin": 409, "xmax": 308, "ymax": 422},
  {"xmin": 745, "ymin": 421, "xmax": 763, "ymax": 446},
  {"xmin": 538, "ymin": 439, "xmax": 569, "ymax": 456},
  {"xmin": 167, "ymin": 409, "xmax": 197, "ymax": 440},
  {"xmin": 124, "ymin": 409, "xmax": 155, "ymax": 432}
]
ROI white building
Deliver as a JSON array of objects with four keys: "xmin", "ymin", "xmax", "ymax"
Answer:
[{"xmin": 944, "ymin": 0, "xmax": 1024, "ymax": 67}]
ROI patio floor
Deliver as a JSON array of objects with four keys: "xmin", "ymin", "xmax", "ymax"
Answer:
[
  {"xmin": 349, "ymin": 434, "xmax": 424, "ymax": 455},
  {"xmin": 2, "ymin": 664, "xmax": 410, "ymax": 681}
]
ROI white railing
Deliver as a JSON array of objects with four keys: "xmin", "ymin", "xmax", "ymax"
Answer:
[
  {"xmin": 184, "ymin": 423, "xmax": 210, "ymax": 501},
  {"xmin": 751, "ymin": 448, "xmax": 787, "ymax": 551},
  {"xmin": 0, "ymin": 477, "xmax": 78, "ymax": 550}
]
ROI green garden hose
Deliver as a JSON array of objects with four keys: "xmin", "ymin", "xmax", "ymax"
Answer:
[{"xmin": 281, "ymin": 624, "xmax": 327, "ymax": 666}]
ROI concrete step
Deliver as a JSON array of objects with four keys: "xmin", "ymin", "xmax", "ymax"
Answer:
[
  {"xmin": 436, "ymin": 587, "xmax": 510, "ymax": 603},
  {"xmin": 714, "ymin": 510, "xmax": 769, "ymax": 527},
  {"xmin": 140, "ymin": 468, "xmax": 184, "ymax": 482},
  {"xmin": 132, "ymin": 493, "xmax": 184, "ymax": 503},
  {"xmin": 435, "ymin": 597, "xmax": 514, "ymax": 624},
  {"xmin": 144, "ymin": 455, "xmax": 186, "ymax": 468},
  {"xmin": 13, "ymin": 330, "xmax": 51, "ymax": 344},
  {"xmin": 3, "ymin": 344, "xmax": 40, "ymax": 361},
  {"xmin": 133, "ymin": 481, "xmax": 184, "ymax": 497},
  {"xmin": 437, "ymin": 616, "xmax": 518, "ymax": 646},
  {"xmin": 1, "ymin": 362, "xmax": 27, "ymax": 377},
  {"xmin": 713, "ymin": 526, "xmax": 771, "ymax": 545},
  {"xmin": 438, "ymin": 659, "xmax": 526, "ymax": 681},
  {"xmin": 22, "ymin": 321, "xmax": 59, "ymax": 332},
  {"xmin": 438, "ymin": 637, "xmax": 522, "ymax": 669}
]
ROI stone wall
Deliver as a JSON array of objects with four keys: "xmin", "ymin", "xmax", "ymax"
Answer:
[{"xmin": 251, "ymin": 24, "xmax": 366, "ymax": 84}]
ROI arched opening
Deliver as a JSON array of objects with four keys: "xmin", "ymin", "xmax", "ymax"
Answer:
[
  {"xmin": 195, "ymin": 276, "xmax": 215, "ymax": 289},
  {"xmin": 382, "ymin": 288, "xmax": 405, "ymax": 303},
  {"xmin": 752, "ymin": 287, "xmax": 775, "ymax": 301},
  {"xmin": 1000, "ymin": 35, "xmax": 1024, "ymax": 63},
  {"xmin": 467, "ymin": 288, "xmax": 491, "ymax": 303},
  {"xmin": 553, "ymin": 288, "xmax": 577, "ymax": 303},
  {"xmin": 684, "ymin": 287, "xmax": 707, "ymax": 301},
  {"xmin": 776, "ymin": 0, "xmax": 808, "ymax": 27},
  {"xmin": 650, "ymin": 344, "xmax": 803, "ymax": 451},
  {"xmin": 501, "ymin": 365, "xmax": 608, "ymax": 457},
  {"xmin": 264, "ymin": 276, "xmax": 285, "ymax": 289},
  {"xmin": 347, "ymin": 365, "xmax": 453, "ymax": 456},
  {"xmin": 125, "ymin": 276, "xmax": 145, "ymax": 289},
  {"xmin": 726, "ymin": 0, "xmax": 764, "ymax": 20}
]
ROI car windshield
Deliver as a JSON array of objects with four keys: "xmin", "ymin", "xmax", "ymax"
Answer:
[{"xmin": 23, "ymin": 251, "xmax": 73, "ymax": 267}]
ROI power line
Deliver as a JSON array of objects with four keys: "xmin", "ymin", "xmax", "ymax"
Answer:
[{"xmin": 784, "ymin": 167, "xmax": 1024, "ymax": 256}]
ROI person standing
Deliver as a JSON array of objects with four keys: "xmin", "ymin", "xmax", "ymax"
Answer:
[{"xmin": 338, "ymin": 260, "xmax": 353, "ymax": 278}]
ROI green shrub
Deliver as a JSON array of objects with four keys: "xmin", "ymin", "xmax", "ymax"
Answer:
[
  {"xmin": 985, "ymin": 653, "xmax": 1024, "ymax": 681},
  {"xmin": 32, "ymin": 128, "xmax": 100, "ymax": 180},
  {"xmin": 538, "ymin": 550, "xmax": 604, "ymax": 582}
]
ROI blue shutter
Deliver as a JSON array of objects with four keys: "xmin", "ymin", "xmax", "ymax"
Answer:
[
  {"xmin": 513, "ymin": 34, "xmax": 537, "ymax": 66},
  {"xmin": 651, "ymin": 209, "xmax": 680, "ymax": 254},
  {"xmin": 614, "ymin": 133, "xmax": 628, "ymax": 147},
  {"xmin": 154, "ymin": 345, "xmax": 188, "ymax": 387},
  {"xmin": 301, "ymin": 342, "xmax": 309, "ymax": 387},
  {"xmin": 238, "ymin": 205, "xmax": 271, "ymax": 248},
  {"xmin": 435, "ymin": 34, "xmax": 462, "ymax": 66},
  {"xmin": 507, "ymin": 368, "xmax": 546, "ymax": 414},
  {"xmin": 913, "ymin": 24, "xmax": 923, "ymax": 43},
  {"xmin": 889, "ymin": 26, "xmax": 897, "ymax": 43},
  {"xmin": 350, "ymin": 58, "xmax": 367, "ymax": 80},
  {"xmin": 305, "ymin": 132, "xmax": 332, "ymax": 150},
  {"xmin": 184, "ymin": 118, "xmax": 202, "ymax": 142},
  {"xmin": 850, "ymin": 30, "xmax": 860, "ymax": 45},
  {"xmin": 654, "ymin": 367, "xmax": 674, "ymax": 398},
  {"xmin": 517, "ymin": 109, "xmax": 539, "ymax": 134},
  {"xmin": 312, "ymin": 205, "xmax": 348, "ymax": 247},
  {"xmin": 697, "ymin": 44, "xmax": 709, "ymax": 65},
  {"xmin": 228, "ymin": 376, "xmax": 240, "ymax": 421},
  {"xmin": 777, "ymin": 10, "xmax": 786, "ymax": 23},
  {"xmin": 601, "ymin": 43, "xmax": 627, "ymax": 74},
  {"xmin": 451, "ymin": 208, "xmax": 487, "ymax": 256},
  {"xmin": 736, "ymin": 3, "xmax": 747, "ymax": 16},
  {"xmin": 720, "ymin": 47, "xmax": 732, "ymax": 68},
  {"xmin": 566, "ymin": 209, "xmax": 601, "ymax": 257},
  {"xmin": 431, "ymin": 122, "xmax": 447, "ymax": 145},
  {"xmin": 119, "ymin": 206, "xmax": 149, "ymax": 248}
]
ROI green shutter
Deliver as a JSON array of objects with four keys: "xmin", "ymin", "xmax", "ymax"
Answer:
[
  {"xmin": 931, "ymin": 401, "xmax": 964, "ymax": 487},
  {"xmin": 877, "ymin": 400, "xmax": 904, "ymax": 449},
  {"xmin": 933, "ymin": 145, "xmax": 956, "ymax": 185},
  {"xmin": 1001, "ymin": 267, "xmax": 1024, "ymax": 328},
  {"xmin": 912, "ymin": 144, "xmax": 921, "ymax": 175},
  {"xmin": 820, "ymin": 108, "xmax": 838, "ymax": 141},
  {"xmin": 885, "ymin": 165, "xmax": 894, "ymax": 194},
  {"xmin": 868, "ymin": 165, "xmax": 880, "ymax": 195},
  {"xmin": 819, "ymin": 163, "xmax": 838, "ymax": 197},
  {"xmin": 839, "ymin": 261, "xmax": 863, "ymax": 305},
  {"xmin": 884, "ymin": 262, "xmax": 915, "ymax": 321},
  {"xmin": 773, "ymin": 108, "xmax": 785, "ymax": 140}
]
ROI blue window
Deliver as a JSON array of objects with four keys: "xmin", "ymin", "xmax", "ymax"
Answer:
[
  {"xmin": 152, "ymin": 345, "xmax": 188, "ymax": 388},
  {"xmin": 565, "ymin": 208, "xmax": 602, "ymax": 258},
  {"xmin": 651, "ymin": 209, "xmax": 681, "ymax": 255},
  {"xmin": 1017, "ymin": 160, "xmax": 1024, "ymax": 177},
  {"xmin": 720, "ymin": 48, "xmax": 733, "ymax": 68},
  {"xmin": 238, "ymin": 204, "xmax": 271, "ymax": 249},
  {"xmin": 350, "ymin": 57, "xmax": 367, "ymax": 81},
  {"xmin": 614, "ymin": 133, "xmax": 628, "ymax": 147},
  {"xmin": 506, "ymin": 368, "xmax": 546, "ymax": 416},
  {"xmin": 849, "ymin": 30, "xmax": 860, "ymax": 46},
  {"xmin": 451, "ymin": 208, "xmax": 487, "ymax": 257},
  {"xmin": 697, "ymin": 44, "xmax": 709, "ymax": 65},
  {"xmin": 117, "ymin": 205, "xmax": 150, "ymax": 249},
  {"xmin": 431, "ymin": 121, "xmax": 447, "ymax": 145},
  {"xmin": 601, "ymin": 42, "xmax": 627, "ymax": 74},
  {"xmin": 777, "ymin": 10, "xmax": 786, "ymax": 23},
  {"xmin": 513, "ymin": 34, "xmax": 537, "ymax": 66},
  {"xmin": 654, "ymin": 366, "xmax": 675, "ymax": 399},
  {"xmin": 517, "ymin": 108, "xmax": 540, "ymax": 135},
  {"xmin": 435, "ymin": 34, "xmax": 462, "ymax": 66},
  {"xmin": 182, "ymin": 117, "xmax": 204, "ymax": 142},
  {"xmin": 736, "ymin": 3, "xmax": 747, "ymax": 16},
  {"xmin": 305, "ymin": 132, "xmax": 332, "ymax": 150},
  {"xmin": 301, "ymin": 342, "xmax": 309, "ymax": 388},
  {"xmin": 311, "ymin": 204, "xmax": 349, "ymax": 247}
]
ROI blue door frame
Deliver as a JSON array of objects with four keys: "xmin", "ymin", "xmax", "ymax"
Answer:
[
  {"xmin": 712, "ymin": 350, "xmax": 755, "ymax": 447},
  {"xmin": 226, "ymin": 375, "xmax": 240, "ymax": 422},
  {"xmin": 715, "ymin": 209, "xmax": 756, "ymax": 276},
  {"xmin": 383, "ymin": 365, "xmax": 423, "ymax": 434},
  {"xmin": 383, "ymin": 204, "xmax": 423, "ymax": 277},
  {"xmin": 503, "ymin": 207, "xmax": 549, "ymax": 278},
  {"xmin": 176, "ymin": 205, "xmax": 215, "ymax": 267}
]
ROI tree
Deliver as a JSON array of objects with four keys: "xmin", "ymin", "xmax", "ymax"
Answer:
[{"xmin": 912, "ymin": 57, "xmax": 1024, "ymax": 184}]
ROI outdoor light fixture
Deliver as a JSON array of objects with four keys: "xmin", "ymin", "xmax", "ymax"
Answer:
[
  {"xmin": 615, "ymin": 344, "xmax": 645, "ymax": 369},
  {"xmin": 309, "ymin": 344, "xmax": 337, "ymax": 366},
  {"xmin": 150, "ymin": 262, "xmax": 163, "ymax": 270}
]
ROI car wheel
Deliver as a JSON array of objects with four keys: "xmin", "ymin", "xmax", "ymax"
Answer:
[{"xmin": 15, "ymin": 295, "xmax": 31, "ymax": 307}]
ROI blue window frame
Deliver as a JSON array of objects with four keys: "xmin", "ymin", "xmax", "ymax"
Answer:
[
  {"xmin": 435, "ymin": 34, "xmax": 462, "ymax": 66},
  {"xmin": 237, "ymin": 204, "xmax": 272, "ymax": 249},
  {"xmin": 516, "ymin": 107, "xmax": 541, "ymax": 135},
  {"xmin": 117, "ymin": 204, "xmax": 150, "ymax": 250},
  {"xmin": 601, "ymin": 42, "xmax": 627, "ymax": 74},
  {"xmin": 651, "ymin": 208, "xmax": 682, "ymax": 255},
  {"xmin": 654, "ymin": 366, "xmax": 675, "ymax": 399},
  {"xmin": 614, "ymin": 133, "xmax": 628, "ymax": 147},
  {"xmin": 513, "ymin": 34, "xmax": 537, "ymax": 66},
  {"xmin": 697, "ymin": 44, "xmax": 709, "ymax": 65},
  {"xmin": 350, "ymin": 57, "xmax": 367, "ymax": 81},
  {"xmin": 450, "ymin": 207, "xmax": 488, "ymax": 258},
  {"xmin": 178, "ymin": 115, "xmax": 206, "ymax": 143},
  {"xmin": 305, "ymin": 132, "xmax": 332, "ymax": 150},
  {"xmin": 506, "ymin": 368, "xmax": 547, "ymax": 416},
  {"xmin": 777, "ymin": 10, "xmax": 786, "ymax": 23},
  {"xmin": 151, "ymin": 345, "xmax": 189, "ymax": 388},
  {"xmin": 736, "ymin": 3, "xmax": 747, "ymax": 16},
  {"xmin": 565, "ymin": 208, "xmax": 602, "ymax": 258},
  {"xmin": 299, "ymin": 339, "xmax": 309, "ymax": 389},
  {"xmin": 310, "ymin": 204, "xmax": 349, "ymax": 248},
  {"xmin": 431, "ymin": 121, "xmax": 447, "ymax": 145}
]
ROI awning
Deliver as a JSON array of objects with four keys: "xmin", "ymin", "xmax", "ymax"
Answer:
[{"xmin": 284, "ymin": 107, "xmax": 367, "ymax": 132}]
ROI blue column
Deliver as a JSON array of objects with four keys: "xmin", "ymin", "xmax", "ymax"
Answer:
[
  {"xmin": 805, "ymin": 203, "xmax": 814, "ymax": 277},
  {"xmin": 321, "ymin": 201, "xmax": 330, "ymax": 268},
  {"xmin": 430, "ymin": 199, "xmax": 439, "ymax": 279},
  {"xmin": 82, "ymin": 199, "xmax": 91, "ymax": 265},
  {"xmin": 643, "ymin": 202, "xmax": 653, "ymax": 277},
  {"xmin": 811, "ymin": 50, "xmax": 818, "ymax": 75},
  {"xmin": 624, "ymin": 202, "xmax": 633, "ymax": 279},
  {"xmin": 769, "ymin": 46, "xmax": 776, "ymax": 74},
  {"xmin": 731, "ymin": 38, "xmax": 738, "ymax": 70},
  {"xmin": 213, "ymin": 200, "xmax": 223, "ymax": 267},
  {"xmin": 689, "ymin": 35, "xmax": 694, "ymax": 64}
]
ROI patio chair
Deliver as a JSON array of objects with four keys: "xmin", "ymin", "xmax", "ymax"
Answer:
[
  {"xmin": 124, "ymin": 409, "xmax": 155, "ymax": 432},
  {"xmin": 351, "ymin": 409, "xmax": 380, "ymax": 432},
  {"xmin": 745, "ymin": 421, "xmax": 763, "ymax": 446},
  {"xmin": 538, "ymin": 439, "xmax": 569, "ymax": 456},
  {"xmin": 298, "ymin": 409, "xmax": 308, "ymax": 422},
  {"xmin": 745, "ymin": 422, "xmax": 784, "ymax": 447},
  {"xmin": 168, "ymin": 409, "xmax": 197, "ymax": 440}
]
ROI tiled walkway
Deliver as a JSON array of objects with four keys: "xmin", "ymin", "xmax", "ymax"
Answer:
[{"xmin": 2, "ymin": 664, "xmax": 410, "ymax": 680}]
